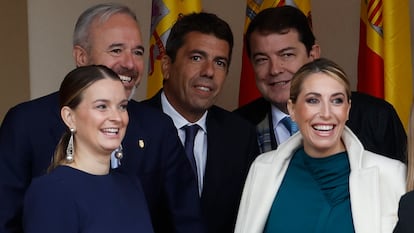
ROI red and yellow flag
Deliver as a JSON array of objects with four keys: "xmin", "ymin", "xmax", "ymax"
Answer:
[
  {"xmin": 147, "ymin": 0, "xmax": 202, "ymax": 98},
  {"xmin": 358, "ymin": 0, "xmax": 412, "ymax": 129},
  {"xmin": 238, "ymin": 0, "xmax": 312, "ymax": 106}
]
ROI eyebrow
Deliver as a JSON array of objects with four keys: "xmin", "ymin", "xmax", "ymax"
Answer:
[
  {"xmin": 305, "ymin": 92, "xmax": 346, "ymax": 97},
  {"xmin": 190, "ymin": 49, "xmax": 229, "ymax": 63},
  {"xmin": 108, "ymin": 43, "xmax": 145, "ymax": 52},
  {"xmin": 93, "ymin": 99, "xmax": 110, "ymax": 104},
  {"xmin": 252, "ymin": 46, "xmax": 296, "ymax": 57},
  {"xmin": 136, "ymin": 45, "xmax": 145, "ymax": 53},
  {"xmin": 276, "ymin": 47, "xmax": 296, "ymax": 54},
  {"xmin": 93, "ymin": 98, "xmax": 129, "ymax": 104}
]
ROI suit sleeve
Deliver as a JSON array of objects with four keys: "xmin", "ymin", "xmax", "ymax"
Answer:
[{"xmin": 0, "ymin": 107, "xmax": 33, "ymax": 233}]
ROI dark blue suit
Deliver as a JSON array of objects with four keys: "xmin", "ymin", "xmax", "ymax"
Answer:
[
  {"xmin": 143, "ymin": 90, "xmax": 260, "ymax": 233},
  {"xmin": 0, "ymin": 92, "xmax": 204, "ymax": 233}
]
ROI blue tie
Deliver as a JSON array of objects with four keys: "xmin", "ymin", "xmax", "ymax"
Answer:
[
  {"xmin": 183, "ymin": 124, "xmax": 199, "ymax": 177},
  {"xmin": 281, "ymin": 116, "xmax": 299, "ymax": 136}
]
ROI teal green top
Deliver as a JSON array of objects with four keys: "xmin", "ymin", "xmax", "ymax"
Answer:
[{"xmin": 264, "ymin": 147, "xmax": 355, "ymax": 233}]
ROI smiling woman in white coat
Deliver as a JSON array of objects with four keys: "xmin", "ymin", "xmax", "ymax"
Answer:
[{"xmin": 234, "ymin": 58, "xmax": 406, "ymax": 233}]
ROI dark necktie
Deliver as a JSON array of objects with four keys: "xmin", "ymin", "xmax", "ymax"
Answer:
[
  {"xmin": 281, "ymin": 116, "xmax": 299, "ymax": 136},
  {"xmin": 183, "ymin": 124, "xmax": 199, "ymax": 177}
]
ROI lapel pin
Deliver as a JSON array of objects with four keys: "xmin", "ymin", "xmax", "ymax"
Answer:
[{"xmin": 138, "ymin": 139, "xmax": 145, "ymax": 149}]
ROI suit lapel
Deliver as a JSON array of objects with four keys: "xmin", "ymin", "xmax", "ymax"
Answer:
[
  {"xmin": 256, "ymin": 104, "xmax": 278, "ymax": 154},
  {"xmin": 249, "ymin": 158, "xmax": 288, "ymax": 231},
  {"xmin": 201, "ymin": 109, "xmax": 222, "ymax": 202},
  {"xmin": 343, "ymin": 127, "xmax": 381, "ymax": 233},
  {"xmin": 242, "ymin": 135, "xmax": 300, "ymax": 232}
]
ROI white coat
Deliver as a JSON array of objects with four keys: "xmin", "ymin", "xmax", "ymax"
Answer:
[{"xmin": 235, "ymin": 127, "xmax": 406, "ymax": 233}]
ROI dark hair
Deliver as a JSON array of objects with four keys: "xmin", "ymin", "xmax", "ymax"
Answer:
[
  {"xmin": 49, "ymin": 65, "xmax": 121, "ymax": 171},
  {"xmin": 165, "ymin": 12, "xmax": 234, "ymax": 67},
  {"xmin": 245, "ymin": 5, "xmax": 315, "ymax": 57},
  {"xmin": 289, "ymin": 58, "xmax": 351, "ymax": 104},
  {"xmin": 73, "ymin": 3, "xmax": 138, "ymax": 52}
]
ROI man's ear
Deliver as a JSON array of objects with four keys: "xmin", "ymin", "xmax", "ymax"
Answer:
[
  {"xmin": 309, "ymin": 43, "xmax": 321, "ymax": 60},
  {"xmin": 73, "ymin": 45, "xmax": 89, "ymax": 66},
  {"xmin": 161, "ymin": 55, "xmax": 171, "ymax": 80},
  {"xmin": 61, "ymin": 106, "xmax": 76, "ymax": 130}
]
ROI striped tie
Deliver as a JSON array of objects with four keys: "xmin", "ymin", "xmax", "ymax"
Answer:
[{"xmin": 281, "ymin": 116, "xmax": 299, "ymax": 136}]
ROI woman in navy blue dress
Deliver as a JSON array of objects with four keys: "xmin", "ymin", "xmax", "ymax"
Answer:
[{"xmin": 23, "ymin": 65, "xmax": 154, "ymax": 233}]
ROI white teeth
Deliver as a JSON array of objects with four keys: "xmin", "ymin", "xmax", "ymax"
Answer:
[
  {"xmin": 271, "ymin": 80, "xmax": 289, "ymax": 86},
  {"xmin": 119, "ymin": 75, "xmax": 132, "ymax": 83},
  {"xmin": 196, "ymin": 86, "xmax": 211, "ymax": 92},
  {"xmin": 276, "ymin": 81, "xmax": 288, "ymax": 85},
  {"xmin": 313, "ymin": 125, "xmax": 333, "ymax": 131},
  {"xmin": 102, "ymin": 128, "xmax": 119, "ymax": 134}
]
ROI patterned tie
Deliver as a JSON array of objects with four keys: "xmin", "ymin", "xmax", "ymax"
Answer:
[
  {"xmin": 281, "ymin": 116, "xmax": 299, "ymax": 136},
  {"xmin": 183, "ymin": 124, "xmax": 199, "ymax": 177}
]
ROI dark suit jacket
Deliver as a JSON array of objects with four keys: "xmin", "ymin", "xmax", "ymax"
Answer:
[
  {"xmin": 143, "ymin": 90, "xmax": 260, "ymax": 233},
  {"xmin": 0, "ymin": 91, "xmax": 204, "ymax": 233},
  {"xmin": 234, "ymin": 92, "xmax": 407, "ymax": 163},
  {"xmin": 394, "ymin": 190, "xmax": 414, "ymax": 233}
]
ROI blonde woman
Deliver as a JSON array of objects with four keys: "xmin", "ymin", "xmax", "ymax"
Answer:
[{"xmin": 235, "ymin": 58, "xmax": 406, "ymax": 233}]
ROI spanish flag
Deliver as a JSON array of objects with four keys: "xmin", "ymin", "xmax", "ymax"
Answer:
[
  {"xmin": 238, "ymin": 0, "xmax": 312, "ymax": 106},
  {"xmin": 358, "ymin": 0, "xmax": 412, "ymax": 129},
  {"xmin": 147, "ymin": 0, "xmax": 202, "ymax": 98}
]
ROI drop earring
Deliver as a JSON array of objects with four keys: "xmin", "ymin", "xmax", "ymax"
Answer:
[
  {"xmin": 66, "ymin": 128, "xmax": 75, "ymax": 162},
  {"xmin": 115, "ymin": 144, "xmax": 123, "ymax": 160}
]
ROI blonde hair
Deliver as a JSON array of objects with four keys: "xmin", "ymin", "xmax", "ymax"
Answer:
[{"xmin": 290, "ymin": 58, "xmax": 351, "ymax": 104}]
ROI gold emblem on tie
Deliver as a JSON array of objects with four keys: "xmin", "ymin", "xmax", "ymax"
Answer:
[{"xmin": 138, "ymin": 139, "xmax": 144, "ymax": 148}]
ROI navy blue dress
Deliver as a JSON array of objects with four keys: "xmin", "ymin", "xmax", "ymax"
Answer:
[{"xmin": 23, "ymin": 166, "xmax": 154, "ymax": 233}]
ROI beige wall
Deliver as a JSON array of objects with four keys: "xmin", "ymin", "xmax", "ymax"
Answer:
[
  {"xmin": 0, "ymin": 1, "xmax": 30, "ymax": 122},
  {"xmin": 1, "ymin": 0, "xmax": 413, "ymax": 123}
]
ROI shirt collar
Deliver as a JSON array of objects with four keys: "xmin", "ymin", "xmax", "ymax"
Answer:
[
  {"xmin": 271, "ymin": 104, "xmax": 290, "ymax": 127},
  {"xmin": 161, "ymin": 91, "xmax": 207, "ymax": 132}
]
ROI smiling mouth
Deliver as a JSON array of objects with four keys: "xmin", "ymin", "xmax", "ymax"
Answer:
[
  {"xmin": 195, "ymin": 85, "xmax": 212, "ymax": 92},
  {"xmin": 119, "ymin": 75, "xmax": 132, "ymax": 83},
  {"xmin": 313, "ymin": 124, "xmax": 334, "ymax": 131},
  {"xmin": 270, "ymin": 80, "xmax": 290, "ymax": 86},
  {"xmin": 102, "ymin": 128, "xmax": 119, "ymax": 135}
]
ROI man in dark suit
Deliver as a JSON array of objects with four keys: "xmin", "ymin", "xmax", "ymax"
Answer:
[
  {"xmin": 0, "ymin": 3, "xmax": 203, "ymax": 233},
  {"xmin": 234, "ymin": 6, "xmax": 406, "ymax": 162},
  {"xmin": 143, "ymin": 12, "xmax": 260, "ymax": 233}
]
